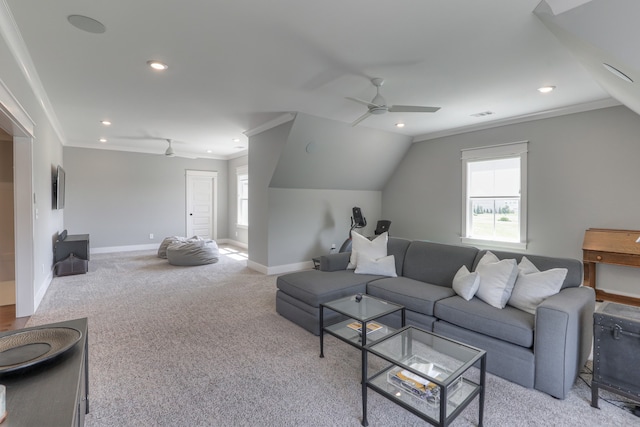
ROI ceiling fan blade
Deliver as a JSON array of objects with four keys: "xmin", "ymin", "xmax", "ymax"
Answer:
[
  {"xmin": 351, "ymin": 111, "xmax": 372, "ymax": 126},
  {"xmin": 346, "ymin": 97, "xmax": 379, "ymax": 108},
  {"xmin": 388, "ymin": 105, "xmax": 441, "ymax": 113}
]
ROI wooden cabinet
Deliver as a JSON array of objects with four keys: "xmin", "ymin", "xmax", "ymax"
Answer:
[
  {"xmin": 2, "ymin": 318, "xmax": 89, "ymax": 426},
  {"xmin": 582, "ymin": 228, "xmax": 640, "ymax": 306}
]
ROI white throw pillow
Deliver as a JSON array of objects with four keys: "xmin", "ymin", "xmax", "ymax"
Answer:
[
  {"xmin": 508, "ymin": 257, "xmax": 567, "ymax": 314},
  {"xmin": 347, "ymin": 231, "xmax": 388, "ymax": 270},
  {"xmin": 354, "ymin": 254, "xmax": 397, "ymax": 277},
  {"xmin": 477, "ymin": 250, "xmax": 500, "ymax": 266},
  {"xmin": 452, "ymin": 265, "xmax": 480, "ymax": 301},
  {"xmin": 517, "ymin": 256, "xmax": 539, "ymax": 275},
  {"xmin": 475, "ymin": 252, "xmax": 519, "ymax": 309}
]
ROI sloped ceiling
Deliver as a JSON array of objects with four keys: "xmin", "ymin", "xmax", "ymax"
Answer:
[
  {"xmin": 1, "ymin": 1, "xmax": 618, "ymax": 159},
  {"xmin": 535, "ymin": 0, "xmax": 640, "ymax": 116},
  {"xmin": 269, "ymin": 113, "xmax": 412, "ymax": 191}
]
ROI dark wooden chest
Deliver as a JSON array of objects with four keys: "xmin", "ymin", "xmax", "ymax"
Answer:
[{"xmin": 592, "ymin": 301, "xmax": 640, "ymax": 408}]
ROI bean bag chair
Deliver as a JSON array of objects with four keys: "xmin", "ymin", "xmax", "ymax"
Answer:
[
  {"xmin": 158, "ymin": 235, "xmax": 200, "ymax": 258},
  {"xmin": 166, "ymin": 239, "xmax": 219, "ymax": 266},
  {"xmin": 158, "ymin": 236, "xmax": 186, "ymax": 258}
]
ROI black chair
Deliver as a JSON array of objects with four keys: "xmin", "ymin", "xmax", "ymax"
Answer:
[{"xmin": 374, "ymin": 220, "xmax": 391, "ymax": 235}]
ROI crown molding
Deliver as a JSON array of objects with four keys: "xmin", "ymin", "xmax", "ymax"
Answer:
[
  {"xmin": 0, "ymin": 77, "xmax": 34, "ymax": 137},
  {"xmin": 244, "ymin": 112, "xmax": 296, "ymax": 137},
  {"xmin": 413, "ymin": 97, "xmax": 620, "ymax": 143},
  {"xmin": 0, "ymin": 0, "xmax": 66, "ymax": 143}
]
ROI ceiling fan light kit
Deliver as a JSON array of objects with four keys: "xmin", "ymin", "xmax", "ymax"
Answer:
[{"xmin": 346, "ymin": 78, "xmax": 440, "ymax": 126}]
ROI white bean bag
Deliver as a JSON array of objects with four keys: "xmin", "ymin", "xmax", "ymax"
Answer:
[
  {"xmin": 166, "ymin": 239, "xmax": 219, "ymax": 266},
  {"xmin": 158, "ymin": 236, "xmax": 187, "ymax": 259}
]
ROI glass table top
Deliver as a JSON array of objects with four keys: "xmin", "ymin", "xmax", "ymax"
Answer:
[
  {"xmin": 322, "ymin": 294, "xmax": 403, "ymax": 322},
  {"xmin": 367, "ymin": 326, "xmax": 484, "ymax": 385}
]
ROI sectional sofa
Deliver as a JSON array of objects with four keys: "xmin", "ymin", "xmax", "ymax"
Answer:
[{"xmin": 275, "ymin": 236, "xmax": 595, "ymax": 399}]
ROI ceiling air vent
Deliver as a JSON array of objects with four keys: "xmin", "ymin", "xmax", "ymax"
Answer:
[{"xmin": 471, "ymin": 111, "xmax": 494, "ymax": 117}]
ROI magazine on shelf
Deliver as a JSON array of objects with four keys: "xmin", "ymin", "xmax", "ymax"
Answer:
[{"xmin": 346, "ymin": 321, "xmax": 382, "ymax": 335}]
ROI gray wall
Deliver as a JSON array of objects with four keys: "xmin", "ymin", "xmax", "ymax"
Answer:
[
  {"xmin": 383, "ymin": 105, "xmax": 640, "ymax": 297},
  {"xmin": 227, "ymin": 154, "xmax": 248, "ymax": 246},
  {"xmin": 270, "ymin": 113, "xmax": 412, "ymax": 190},
  {"xmin": 64, "ymin": 147, "xmax": 228, "ymax": 249},
  {"xmin": 1, "ymin": 30, "xmax": 65, "ymax": 311},
  {"xmin": 268, "ymin": 188, "xmax": 381, "ymax": 266},
  {"xmin": 248, "ymin": 120, "xmax": 292, "ymax": 267},
  {"xmin": 249, "ymin": 115, "xmax": 392, "ymax": 269}
]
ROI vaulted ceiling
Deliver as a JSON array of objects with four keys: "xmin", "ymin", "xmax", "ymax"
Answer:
[{"xmin": 1, "ymin": 0, "xmax": 636, "ymax": 160}]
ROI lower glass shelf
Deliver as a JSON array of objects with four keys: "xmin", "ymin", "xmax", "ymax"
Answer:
[
  {"xmin": 324, "ymin": 319, "xmax": 395, "ymax": 345},
  {"xmin": 368, "ymin": 365, "xmax": 478, "ymax": 423}
]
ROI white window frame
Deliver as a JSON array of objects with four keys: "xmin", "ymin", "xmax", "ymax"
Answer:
[
  {"xmin": 236, "ymin": 165, "xmax": 248, "ymax": 228},
  {"xmin": 461, "ymin": 141, "xmax": 528, "ymax": 250}
]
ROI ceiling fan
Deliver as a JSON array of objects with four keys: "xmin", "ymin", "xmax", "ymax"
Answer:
[
  {"xmin": 164, "ymin": 139, "xmax": 176, "ymax": 157},
  {"xmin": 346, "ymin": 78, "xmax": 440, "ymax": 126}
]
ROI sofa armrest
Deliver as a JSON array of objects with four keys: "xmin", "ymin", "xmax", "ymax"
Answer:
[
  {"xmin": 534, "ymin": 286, "xmax": 595, "ymax": 399},
  {"xmin": 319, "ymin": 252, "xmax": 351, "ymax": 272}
]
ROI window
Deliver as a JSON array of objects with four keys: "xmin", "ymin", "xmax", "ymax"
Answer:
[
  {"xmin": 461, "ymin": 142, "xmax": 527, "ymax": 250},
  {"xmin": 237, "ymin": 166, "xmax": 248, "ymax": 227}
]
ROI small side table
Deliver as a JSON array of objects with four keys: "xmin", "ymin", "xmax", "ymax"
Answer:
[
  {"xmin": 363, "ymin": 326, "xmax": 486, "ymax": 427},
  {"xmin": 592, "ymin": 301, "xmax": 640, "ymax": 408}
]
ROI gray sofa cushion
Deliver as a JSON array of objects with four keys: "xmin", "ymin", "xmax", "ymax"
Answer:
[
  {"xmin": 367, "ymin": 277, "xmax": 455, "ymax": 316},
  {"xmin": 434, "ymin": 295, "xmax": 535, "ymax": 348},
  {"xmin": 276, "ymin": 270, "xmax": 378, "ymax": 307},
  {"xmin": 473, "ymin": 250, "xmax": 582, "ymax": 290},
  {"xmin": 403, "ymin": 241, "xmax": 479, "ymax": 287},
  {"xmin": 386, "ymin": 237, "xmax": 412, "ymax": 275}
]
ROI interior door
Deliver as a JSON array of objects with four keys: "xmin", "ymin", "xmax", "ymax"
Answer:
[{"xmin": 186, "ymin": 170, "xmax": 218, "ymax": 239}]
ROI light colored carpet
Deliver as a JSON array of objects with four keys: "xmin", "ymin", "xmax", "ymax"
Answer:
[{"xmin": 27, "ymin": 247, "xmax": 639, "ymax": 426}]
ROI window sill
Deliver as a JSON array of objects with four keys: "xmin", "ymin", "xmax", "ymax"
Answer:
[
  {"xmin": 460, "ymin": 237, "xmax": 527, "ymax": 251},
  {"xmin": 236, "ymin": 224, "xmax": 248, "ymax": 230}
]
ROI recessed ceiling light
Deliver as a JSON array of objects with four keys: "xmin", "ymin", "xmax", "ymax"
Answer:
[
  {"xmin": 537, "ymin": 86, "xmax": 556, "ymax": 93},
  {"xmin": 99, "ymin": 138, "xmax": 107, "ymax": 143},
  {"xmin": 147, "ymin": 60, "xmax": 168, "ymax": 71},
  {"xmin": 232, "ymin": 138, "xmax": 240, "ymax": 142},
  {"xmin": 603, "ymin": 63, "xmax": 633, "ymax": 83},
  {"xmin": 101, "ymin": 120, "xmax": 111, "ymax": 126},
  {"xmin": 206, "ymin": 150, "xmax": 212, "ymax": 153},
  {"xmin": 68, "ymin": 15, "xmax": 106, "ymax": 34},
  {"xmin": 395, "ymin": 123, "xmax": 405, "ymax": 128}
]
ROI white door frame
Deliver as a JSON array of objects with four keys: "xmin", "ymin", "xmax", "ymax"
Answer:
[
  {"xmin": 1, "ymin": 80, "xmax": 36, "ymax": 317},
  {"xmin": 185, "ymin": 170, "xmax": 218, "ymax": 240}
]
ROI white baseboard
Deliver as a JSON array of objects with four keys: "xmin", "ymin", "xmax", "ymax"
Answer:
[
  {"xmin": 92, "ymin": 241, "xmax": 305, "ymax": 276},
  {"xmin": 217, "ymin": 238, "xmax": 248, "ymax": 249},
  {"xmin": 92, "ymin": 240, "xmax": 247, "ymax": 255},
  {"xmin": 92, "ymin": 243, "xmax": 159, "ymax": 254},
  {"xmin": 34, "ymin": 269, "xmax": 53, "ymax": 310},
  {"xmin": 247, "ymin": 260, "xmax": 314, "ymax": 276}
]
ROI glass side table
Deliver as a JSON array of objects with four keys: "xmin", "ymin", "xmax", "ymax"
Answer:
[
  {"xmin": 363, "ymin": 326, "xmax": 486, "ymax": 427},
  {"xmin": 320, "ymin": 294, "xmax": 405, "ymax": 358}
]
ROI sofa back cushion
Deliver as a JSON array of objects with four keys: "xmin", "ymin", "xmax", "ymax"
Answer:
[
  {"xmin": 472, "ymin": 250, "xmax": 582, "ymax": 290},
  {"xmin": 387, "ymin": 237, "xmax": 412, "ymax": 275},
  {"xmin": 403, "ymin": 241, "xmax": 479, "ymax": 288}
]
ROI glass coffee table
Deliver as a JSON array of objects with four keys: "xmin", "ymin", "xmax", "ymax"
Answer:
[
  {"xmin": 319, "ymin": 294, "xmax": 405, "ymax": 358},
  {"xmin": 363, "ymin": 326, "xmax": 486, "ymax": 427}
]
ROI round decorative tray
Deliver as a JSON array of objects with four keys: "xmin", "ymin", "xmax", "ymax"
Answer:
[{"xmin": 0, "ymin": 327, "xmax": 82, "ymax": 374}]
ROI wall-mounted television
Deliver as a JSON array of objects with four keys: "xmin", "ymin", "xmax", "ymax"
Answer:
[{"xmin": 53, "ymin": 165, "xmax": 66, "ymax": 210}]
